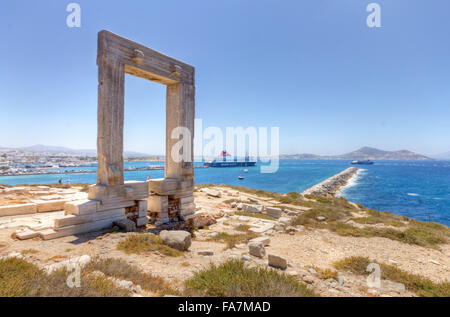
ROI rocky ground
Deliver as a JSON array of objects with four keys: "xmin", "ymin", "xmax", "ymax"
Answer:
[{"xmin": 0, "ymin": 184, "xmax": 448, "ymax": 297}]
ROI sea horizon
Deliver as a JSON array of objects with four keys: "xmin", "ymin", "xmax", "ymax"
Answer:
[{"xmin": 1, "ymin": 159, "xmax": 449, "ymax": 226}]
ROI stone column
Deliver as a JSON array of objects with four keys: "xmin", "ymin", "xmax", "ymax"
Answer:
[
  {"xmin": 165, "ymin": 83, "xmax": 195, "ymax": 179},
  {"xmin": 96, "ymin": 56, "xmax": 125, "ymax": 186}
]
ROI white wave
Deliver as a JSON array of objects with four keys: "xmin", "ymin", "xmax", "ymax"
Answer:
[
  {"xmin": 336, "ymin": 169, "xmax": 366, "ymax": 197},
  {"xmin": 407, "ymin": 193, "xmax": 420, "ymax": 197}
]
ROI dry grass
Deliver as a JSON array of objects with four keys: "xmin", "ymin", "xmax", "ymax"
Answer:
[
  {"xmin": 0, "ymin": 257, "xmax": 130, "ymax": 297},
  {"xmin": 308, "ymin": 266, "xmax": 338, "ymax": 280},
  {"xmin": 234, "ymin": 224, "xmax": 252, "ymax": 232},
  {"xmin": 184, "ymin": 260, "xmax": 317, "ymax": 297},
  {"xmin": 333, "ymin": 256, "xmax": 450, "ymax": 297},
  {"xmin": 291, "ymin": 195, "xmax": 449, "ymax": 249},
  {"xmin": 20, "ymin": 249, "xmax": 39, "ymax": 255},
  {"xmin": 117, "ymin": 233, "xmax": 183, "ymax": 257},
  {"xmin": 86, "ymin": 257, "xmax": 178, "ymax": 296},
  {"xmin": 207, "ymin": 232, "xmax": 258, "ymax": 249},
  {"xmin": 235, "ymin": 211, "xmax": 276, "ymax": 221}
]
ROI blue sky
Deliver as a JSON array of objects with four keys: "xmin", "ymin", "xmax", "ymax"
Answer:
[{"xmin": 1, "ymin": 0, "xmax": 449, "ymax": 156}]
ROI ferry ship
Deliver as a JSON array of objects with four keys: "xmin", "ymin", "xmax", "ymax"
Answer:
[
  {"xmin": 204, "ymin": 151, "xmax": 257, "ymax": 168},
  {"xmin": 351, "ymin": 160, "xmax": 374, "ymax": 165}
]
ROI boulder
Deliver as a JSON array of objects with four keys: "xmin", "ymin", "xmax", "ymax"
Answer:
[
  {"xmin": 160, "ymin": 230, "xmax": 191, "ymax": 251},
  {"xmin": 191, "ymin": 213, "xmax": 217, "ymax": 228},
  {"xmin": 266, "ymin": 207, "xmax": 282, "ymax": 219},
  {"xmin": 268, "ymin": 254, "xmax": 287, "ymax": 270},
  {"xmin": 237, "ymin": 203, "xmax": 244, "ymax": 210},
  {"xmin": 231, "ymin": 202, "xmax": 237, "ymax": 208},
  {"xmin": 317, "ymin": 216, "xmax": 326, "ymax": 222},
  {"xmin": 204, "ymin": 189, "xmax": 221, "ymax": 198},
  {"xmin": 248, "ymin": 242, "xmax": 265, "ymax": 258}
]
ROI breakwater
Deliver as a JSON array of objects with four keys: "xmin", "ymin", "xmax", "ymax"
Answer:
[{"xmin": 302, "ymin": 167, "xmax": 358, "ymax": 197}]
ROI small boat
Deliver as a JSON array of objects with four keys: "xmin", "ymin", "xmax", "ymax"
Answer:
[
  {"xmin": 238, "ymin": 176, "xmax": 244, "ymax": 180},
  {"xmin": 351, "ymin": 160, "xmax": 374, "ymax": 165},
  {"xmin": 244, "ymin": 169, "xmax": 248, "ymax": 173}
]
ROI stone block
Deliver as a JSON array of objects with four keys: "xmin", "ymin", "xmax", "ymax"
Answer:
[
  {"xmin": 278, "ymin": 217, "xmax": 291, "ymax": 225},
  {"xmin": 36, "ymin": 199, "xmax": 68, "ymax": 213},
  {"xmin": 203, "ymin": 188, "xmax": 221, "ymax": 198},
  {"xmin": 40, "ymin": 216, "xmax": 126, "ymax": 240},
  {"xmin": 244, "ymin": 204, "xmax": 264, "ymax": 213},
  {"xmin": 178, "ymin": 195, "xmax": 194, "ymax": 205},
  {"xmin": 249, "ymin": 223, "xmax": 275, "ymax": 233},
  {"xmin": 0, "ymin": 203, "xmax": 37, "ymax": 217},
  {"xmin": 248, "ymin": 242, "xmax": 265, "ymax": 258},
  {"xmin": 124, "ymin": 181, "xmax": 149, "ymax": 199},
  {"xmin": 65, "ymin": 200, "xmax": 98, "ymax": 215},
  {"xmin": 54, "ymin": 208, "xmax": 125, "ymax": 229},
  {"xmin": 266, "ymin": 207, "xmax": 282, "ymax": 219},
  {"xmin": 137, "ymin": 200, "xmax": 148, "ymax": 217},
  {"xmin": 113, "ymin": 219, "xmax": 137, "ymax": 232},
  {"xmin": 15, "ymin": 229, "xmax": 39, "ymax": 240},
  {"xmin": 148, "ymin": 195, "xmax": 168, "ymax": 213},
  {"xmin": 160, "ymin": 230, "xmax": 191, "ymax": 251},
  {"xmin": 97, "ymin": 200, "xmax": 135, "ymax": 212},
  {"xmin": 136, "ymin": 216, "xmax": 148, "ymax": 227},
  {"xmin": 88, "ymin": 184, "xmax": 126, "ymax": 201},
  {"xmin": 250, "ymin": 236, "xmax": 271, "ymax": 246},
  {"xmin": 148, "ymin": 178, "xmax": 178, "ymax": 195}
]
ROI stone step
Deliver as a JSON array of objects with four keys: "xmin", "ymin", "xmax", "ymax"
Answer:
[
  {"xmin": 54, "ymin": 208, "xmax": 126, "ymax": 229},
  {"xmin": 97, "ymin": 200, "xmax": 135, "ymax": 212},
  {"xmin": 64, "ymin": 200, "xmax": 99, "ymax": 215},
  {"xmin": 0, "ymin": 203, "xmax": 37, "ymax": 217},
  {"xmin": 35, "ymin": 199, "xmax": 69, "ymax": 213},
  {"xmin": 40, "ymin": 216, "xmax": 126, "ymax": 240}
]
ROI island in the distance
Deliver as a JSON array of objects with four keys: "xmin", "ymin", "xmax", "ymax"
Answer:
[{"xmin": 281, "ymin": 146, "xmax": 433, "ymax": 161}]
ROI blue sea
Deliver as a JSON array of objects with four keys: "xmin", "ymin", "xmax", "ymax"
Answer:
[{"xmin": 1, "ymin": 160, "xmax": 449, "ymax": 226}]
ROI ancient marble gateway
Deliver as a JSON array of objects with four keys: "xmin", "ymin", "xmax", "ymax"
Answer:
[{"xmin": 24, "ymin": 30, "xmax": 196, "ymax": 240}]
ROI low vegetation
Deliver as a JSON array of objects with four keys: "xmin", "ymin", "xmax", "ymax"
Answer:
[
  {"xmin": 291, "ymin": 195, "xmax": 449, "ymax": 249},
  {"xmin": 333, "ymin": 256, "xmax": 450, "ymax": 297},
  {"xmin": 117, "ymin": 233, "xmax": 183, "ymax": 257},
  {"xmin": 200, "ymin": 184, "xmax": 449, "ymax": 249},
  {"xmin": 0, "ymin": 257, "xmax": 130, "ymax": 297},
  {"xmin": 308, "ymin": 266, "xmax": 338, "ymax": 280},
  {"xmin": 207, "ymin": 232, "xmax": 258, "ymax": 249},
  {"xmin": 235, "ymin": 211, "xmax": 276, "ymax": 221},
  {"xmin": 184, "ymin": 260, "xmax": 317, "ymax": 297},
  {"xmin": 86, "ymin": 257, "xmax": 178, "ymax": 296}
]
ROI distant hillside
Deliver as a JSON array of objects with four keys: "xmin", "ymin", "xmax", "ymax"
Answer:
[
  {"xmin": 282, "ymin": 147, "xmax": 432, "ymax": 161},
  {"xmin": 1, "ymin": 144, "xmax": 150, "ymax": 158}
]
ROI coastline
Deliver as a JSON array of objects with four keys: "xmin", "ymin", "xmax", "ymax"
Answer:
[{"xmin": 302, "ymin": 167, "xmax": 359, "ymax": 197}]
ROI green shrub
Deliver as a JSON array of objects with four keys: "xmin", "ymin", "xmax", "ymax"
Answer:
[{"xmin": 184, "ymin": 260, "xmax": 317, "ymax": 297}]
